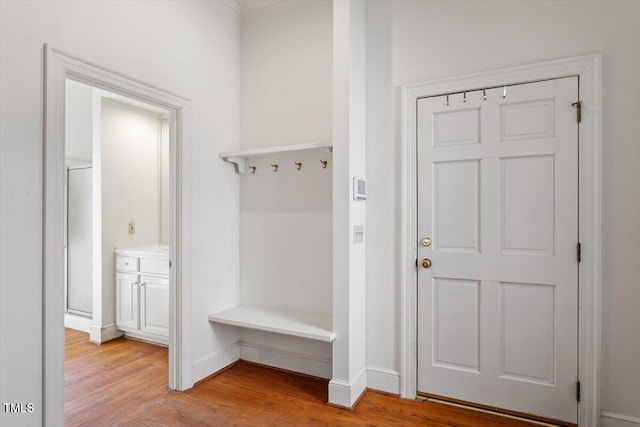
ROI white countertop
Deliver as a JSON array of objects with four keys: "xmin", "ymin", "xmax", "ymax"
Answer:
[{"xmin": 114, "ymin": 245, "xmax": 169, "ymax": 258}]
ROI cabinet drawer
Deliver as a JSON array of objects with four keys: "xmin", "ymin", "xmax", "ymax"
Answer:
[
  {"xmin": 140, "ymin": 257, "xmax": 169, "ymax": 276},
  {"xmin": 117, "ymin": 256, "xmax": 138, "ymax": 272}
]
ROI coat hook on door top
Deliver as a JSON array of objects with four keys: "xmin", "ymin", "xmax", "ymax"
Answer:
[
  {"xmin": 248, "ymin": 166, "xmax": 256, "ymax": 174},
  {"xmin": 271, "ymin": 163, "xmax": 279, "ymax": 172},
  {"xmin": 320, "ymin": 160, "xmax": 328, "ymax": 169},
  {"xmin": 294, "ymin": 162, "xmax": 302, "ymax": 171}
]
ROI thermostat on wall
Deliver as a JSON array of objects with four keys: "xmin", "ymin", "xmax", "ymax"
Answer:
[{"xmin": 353, "ymin": 177, "xmax": 366, "ymax": 200}]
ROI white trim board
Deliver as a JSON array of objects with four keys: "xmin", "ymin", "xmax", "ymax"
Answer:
[
  {"xmin": 366, "ymin": 367, "xmax": 401, "ymax": 395},
  {"xmin": 239, "ymin": 342, "xmax": 332, "ymax": 379},
  {"xmin": 63, "ymin": 313, "xmax": 92, "ymax": 333},
  {"xmin": 400, "ymin": 54, "xmax": 602, "ymax": 426},
  {"xmin": 191, "ymin": 341, "xmax": 332, "ymax": 383},
  {"xmin": 328, "ymin": 367, "xmax": 367, "ymax": 410},
  {"xmin": 601, "ymin": 412, "xmax": 640, "ymax": 427},
  {"xmin": 43, "ymin": 44, "xmax": 192, "ymax": 425},
  {"xmin": 192, "ymin": 343, "xmax": 240, "ymax": 384},
  {"xmin": 89, "ymin": 323, "xmax": 122, "ymax": 344}
]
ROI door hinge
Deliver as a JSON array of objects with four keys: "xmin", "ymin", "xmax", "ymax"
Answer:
[
  {"xmin": 576, "ymin": 381, "xmax": 581, "ymax": 402},
  {"xmin": 169, "ymin": 260, "xmax": 173, "ymax": 268},
  {"xmin": 572, "ymin": 101, "xmax": 582, "ymax": 123},
  {"xmin": 577, "ymin": 242, "xmax": 582, "ymax": 263},
  {"xmin": 415, "ymin": 258, "xmax": 418, "ymax": 269}
]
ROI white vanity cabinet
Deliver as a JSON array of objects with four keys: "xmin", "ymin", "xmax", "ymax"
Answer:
[{"xmin": 115, "ymin": 246, "xmax": 169, "ymax": 345}]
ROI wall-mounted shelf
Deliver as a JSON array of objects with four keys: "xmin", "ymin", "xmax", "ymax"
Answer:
[
  {"xmin": 208, "ymin": 305, "xmax": 335, "ymax": 343},
  {"xmin": 219, "ymin": 142, "xmax": 333, "ymax": 174}
]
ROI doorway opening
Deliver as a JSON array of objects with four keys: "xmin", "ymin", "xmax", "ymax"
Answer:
[
  {"xmin": 64, "ymin": 79, "xmax": 172, "ymax": 345},
  {"xmin": 44, "ymin": 45, "xmax": 192, "ymax": 424}
]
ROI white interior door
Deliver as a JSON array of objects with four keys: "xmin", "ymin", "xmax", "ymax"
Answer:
[{"xmin": 417, "ymin": 77, "xmax": 579, "ymax": 423}]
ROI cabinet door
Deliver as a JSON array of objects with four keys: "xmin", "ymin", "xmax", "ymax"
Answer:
[
  {"xmin": 140, "ymin": 275, "xmax": 169, "ymax": 337},
  {"xmin": 116, "ymin": 273, "xmax": 139, "ymax": 330}
]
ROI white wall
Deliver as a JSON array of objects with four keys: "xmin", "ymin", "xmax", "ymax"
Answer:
[
  {"xmin": 160, "ymin": 118, "xmax": 169, "ymax": 244},
  {"xmin": 235, "ymin": 0, "xmax": 334, "ymax": 379},
  {"xmin": 365, "ymin": 0, "xmax": 640, "ymax": 421},
  {"xmin": 364, "ymin": 0, "xmax": 398, "ymax": 392},
  {"xmin": 240, "ymin": 0, "xmax": 332, "ymax": 148},
  {"xmin": 240, "ymin": 170, "xmax": 332, "ymax": 317},
  {"xmin": 101, "ymin": 98, "xmax": 162, "ymax": 251},
  {"xmin": 329, "ymin": 0, "xmax": 368, "ymax": 407},
  {"xmin": 0, "ymin": 1, "xmax": 240, "ymax": 425},
  {"xmin": 65, "ymin": 79, "xmax": 93, "ymax": 163}
]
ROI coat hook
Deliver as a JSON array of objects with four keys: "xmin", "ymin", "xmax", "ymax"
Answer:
[
  {"xmin": 463, "ymin": 91, "xmax": 467, "ymax": 103},
  {"xmin": 294, "ymin": 161, "xmax": 302, "ymax": 171},
  {"xmin": 271, "ymin": 163, "xmax": 279, "ymax": 172},
  {"xmin": 320, "ymin": 160, "xmax": 328, "ymax": 169},
  {"xmin": 502, "ymin": 86, "xmax": 507, "ymax": 98},
  {"xmin": 248, "ymin": 166, "xmax": 256, "ymax": 174},
  {"xmin": 483, "ymin": 89, "xmax": 487, "ymax": 100}
]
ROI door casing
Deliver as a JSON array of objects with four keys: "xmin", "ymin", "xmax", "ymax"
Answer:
[
  {"xmin": 400, "ymin": 54, "xmax": 602, "ymax": 426},
  {"xmin": 43, "ymin": 44, "xmax": 193, "ymax": 425}
]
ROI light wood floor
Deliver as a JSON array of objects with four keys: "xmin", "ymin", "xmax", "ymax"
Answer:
[{"xmin": 65, "ymin": 328, "xmax": 533, "ymax": 426}]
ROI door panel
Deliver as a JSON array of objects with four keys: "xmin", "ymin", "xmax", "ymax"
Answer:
[
  {"xmin": 501, "ymin": 156, "xmax": 555, "ymax": 254},
  {"xmin": 66, "ymin": 167, "xmax": 93, "ymax": 315},
  {"xmin": 417, "ymin": 77, "xmax": 579, "ymax": 423},
  {"xmin": 500, "ymin": 282, "xmax": 555, "ymax": 385},
  {"xmin": 433, "ymin": 161, "xmax": 480, "ymax": 252},
  {"xmin": 116, "ymin": 273, "xmax": 139, "ymax": 330},
  {"xmin": 433, "ymin": 278, "xmax": 480, "ymax": 372},
  {"xmin": 433, "ymin": 108, "xmax": 480, "ymax": 146},
  {"xmin": 140, "ymin": 275, "xmax": 169, "ymax": 337}
]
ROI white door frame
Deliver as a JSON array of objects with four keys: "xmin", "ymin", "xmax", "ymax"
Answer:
[
  {"xmin": 43, "ymin": 44, "xmax": 193, "ymax": 425},
  {"xmin": 400, "ymin": 54, "xmax": 601, "ymax": 426}
]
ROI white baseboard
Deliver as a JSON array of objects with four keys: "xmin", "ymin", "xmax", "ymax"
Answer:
[
  {"xmin": 192, "ymin": 343, "xmax": 240, "ymax": 384},
  {"xmin": 89, "ymin": 323, "xmax": 122, "ymax": 344},
  {"xmin": 366, "ymin": 366, "xmax": 400, "ymax": 395},
  {"xmin": 601, "ymin": 411, "xmax": 640, "ymax": 427},
  {"xmin": 239, "ymin": 341, "xmax": 332, "ymax": 379},
  {"xmin": 64, "ymin": 313, "xmax": 92, "ymax": 333},
  {"xmin": 122, "ymin": 330, "xmax": 168, "ymax": 346},
  {"xmin": 328, "ymin": 367, "xmax": 367, "ymax": 408}
]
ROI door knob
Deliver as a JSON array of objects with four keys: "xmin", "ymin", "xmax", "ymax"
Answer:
[
  {"xmin": 421, "ymin": 258, "xmax": 432, "ymax": 269},
  {"xmin": 422, "ymin": 237, "xmax": 432, "ymax": 247}
]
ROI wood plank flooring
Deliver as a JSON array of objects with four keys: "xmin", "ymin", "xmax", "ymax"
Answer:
[{"xmin": 65, "ymin": 328, "xmax": 533, "ymax": 426}]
